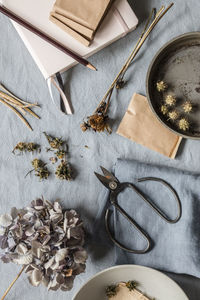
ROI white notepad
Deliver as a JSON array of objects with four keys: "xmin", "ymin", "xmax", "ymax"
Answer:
[{"xmin": 1, "ymin": 0, "xmax": 138, "ymax": 113}]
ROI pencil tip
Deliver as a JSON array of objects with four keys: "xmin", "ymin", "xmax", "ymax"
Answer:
[{"xmin": 87, "ymin": 63, "xmax": 97, "ymax": 71}]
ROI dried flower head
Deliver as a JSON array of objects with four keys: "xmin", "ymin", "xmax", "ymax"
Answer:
[
  {"xmin": 31, "ymin": 159, "xmax": 49, "ymax": 180},
  {"xmin": 178, "ymin": 118, "xmax": 189, "ymax": 131},
  {"xmin": 49, "ymin": 157, "xmax": 58, "ymax": 164},
  {"xmin": 126, "ymin": 281, "xmax": 137, "ymax": 291},
  {"xmin": 156, "ymin": 80, "xmax": 168, "ymax": 92},
  {"xmin": 43, "ymin": 132, "xmax": 64, "ymax": 150},
  {"xmin": 89, "ymin": 114, "xmax": 112, "ymax": 133},
  {"xmin": 0, "ymin": 199, "xmax": 87, "ymax": 291},
  {"xmin": 116, "ymin": 79, "xmax": 126, "ymax": 89},
  {"xmin": 55, "ymin": 160, "xmax": 72, "ymax": 181},
  {"xmin": 106, "ymin": 285, "xmax": 117, "ymax": 298},
  {"xmin": 182, "ymin": 101, "xmax": 193, "ymax": 113},
  {"xmin": 165, "ymin": 95, "xmax": 176, "ymax": 106},
  {"xmin": 160, "ymin": 105, "xmax": 168, "ymax": 115},
  {"xmin": 168, "ymin": 110, "xmax": 179, "ymax": 121},
  {"xmin": 55, "ymin": 150, "xmax": 66, "ymax": 160},
  {"xmin": 12, "ymin": 142, "xmax": 40, "ymax": 154}
]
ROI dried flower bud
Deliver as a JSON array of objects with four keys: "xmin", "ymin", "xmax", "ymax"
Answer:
[
  {"xmin": 126, "ymin": 281, "xmax": 137, "ymax": 291},
  {"xmin": 178, "ymin": 118, "xmax": 189, "ymax": 131},
  {"xmin": 182, "ymin": 101, "xmax": 193, "ymax": 113},
  {"xmin": 116, "ymin": 79, "xmax": 126, "ymax": 89},
  {"xmin": 55, "ymin": 160, "xmax": 72, "ymax": 180},
  {"xmin": 55, "ymin": 149, "xmax": 66, "ymax": 159},
  {"xmin": 160, "ymin": 105, "xmax": 168, "ymax": 115},
  {"xmin": 31, "ymin": 159, "xmax": 50, "ymax": 180},
  {"xmin": 88, "ymin": 113, "xmax": 112, "ymax": 133},
  {"xmin": 156, "ymin": 80, "xmax": 168, "ymax": 92},
  {"xmin": 106, "ymin": 285, "xmax": 117, "ymax": 297},
  {"xmin": 43, "ymin": 132, "xmax": 64, "ymax": 149},
  {"xmin": 12, "ymin": 142, "xmax": 40, "ymax": 154},
  {"xmin": 32, "ymin": 158, "xmax": 44, "ymax": 170},
  {"xmin": 168, "ymin": 110, "xmax": 179, "ymax": 121},
  {"xmin": 80, "ymin": 122, "xmax": 88, "ymax": 132},
  {"xmin": 49, "ymin": 157, "xmax": 57, "ymax": 164},
  {"xmin": 165, "ymin": 95, "xmax": 176, "ymax": 106}
]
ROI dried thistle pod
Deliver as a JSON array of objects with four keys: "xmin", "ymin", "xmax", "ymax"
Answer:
[
  {"xmin": 182, "ymin": 101, "xmax": 193, "ymax": 113},
  {"xmin": 156, "ymin": 80, "xmax": 168, "ymax": 92},
  {"xmin": 160, "ymin": 105, "xmax": 168, "ymax": 115},
  {"xmin": 168, "ymin": 110, "xmax": 179, "ymax": 121},
  {"xmin": 165, "ymin": 95, "xmax": 176, "ymax": 106},
  {"xmin": 178, "ymin": 118, "xmax": 190, "ymax": 131}
]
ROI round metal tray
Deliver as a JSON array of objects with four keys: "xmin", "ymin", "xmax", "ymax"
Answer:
[{"xmin": 146, "ymin": 32, "xmax": 200, "ymax": 139}]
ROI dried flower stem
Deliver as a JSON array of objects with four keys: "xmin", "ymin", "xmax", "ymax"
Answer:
[
  {"xmin": 82, "ymin": 3, "xmax": 174, "ymax": 133},
  {"xmin": 0, "ymin": 98, "xmax": 33, "ymax": 130},
  {"xmin": 1, "ymin": 266, "xmax": 25, "ymax": 300}
]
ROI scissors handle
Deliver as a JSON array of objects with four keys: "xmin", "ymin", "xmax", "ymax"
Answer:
[
  {"xmin": 137, "ymin": 177, "xmax": 182, "ymax": 223},
  {"xmin": 105, "ymin": 203, "xmax": 151, "ymax": 254}
]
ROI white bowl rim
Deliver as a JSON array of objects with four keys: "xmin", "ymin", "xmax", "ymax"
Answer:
[{"xmin": 73, "ymin": 264, "xmax": 188, "ymax": 300}]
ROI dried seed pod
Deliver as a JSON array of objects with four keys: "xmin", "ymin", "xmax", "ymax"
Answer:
[
  {"xmin": 178, "ymin": 118, "xmax": 189, "ymax": 131},
  {"xmin": 165, "ymin": 95, "xmax": 176, "ymax": 106},
  {"xmin": 55, "ymin": 160, "xmax": 72, "ymax": 181},
  {"xmin": 160, "ymin": 105, "xmax": 168, "ymax": 115},
  {"xmin": 43, "ymin": 132, "xmax": 64, "ymax": 150},
  {"xmin": 55, "ymin": 149, "xmax": 66, "ymax": 159},
  {"xmin": 168, "ymin": 110, "xmax": 179, "ymax": 121},
  {"xmin": 182, "ymin": 101, "xmax": 193, "ymax": 113},
  {"xmin": 156, "ymin": 80, "xmax": 168, "ymax": 92}
]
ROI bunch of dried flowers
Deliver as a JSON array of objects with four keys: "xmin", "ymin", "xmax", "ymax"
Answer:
[
  {"xmin": 0, "ymin": 83, "xmax": 39, "ymax": 131},
  {"xmin": 0, "ymin": 198, "xmax": 87, "ymax": 298},
  {"xmin": 12, "ymin": 142, "xmax": 40, "ymax": 154},
  {"xmin": 44, "ymin": 132, "xmax": 73, "ymax": 180},
  {"xmin": 80, "ymin": 3, "xmax": 174, "ymax": 133},
  {"xmin": 30, "ymin": 159, "xmax": 50, "ymax": 180}
]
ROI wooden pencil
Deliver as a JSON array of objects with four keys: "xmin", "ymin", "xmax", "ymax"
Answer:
[{"xmin": 0, "ymin": 5, "xmax": 97, "ymax": 71}]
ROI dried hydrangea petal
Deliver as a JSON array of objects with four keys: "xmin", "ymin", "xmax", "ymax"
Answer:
[
  {"xmin": 13, "ymin": 251, "xmax": 33, "ymax": 265},
  {"xmin": 0, "ymin": 214, "xmax": 12, "ymax": 227},
  {"xmin": 28, "ymin": 269, "xmax": 43, "ymax": 287},
  {"xmin": 73, "ymin": 249, "xmax": 88, "ymax": 264}
]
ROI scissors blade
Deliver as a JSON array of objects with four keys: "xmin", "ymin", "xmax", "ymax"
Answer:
[
  {"xmin": 100, "ymin": 166, "xmax": 119, "ymax": 182},
  {"xmin": 94, "ymin": 172, "xmax": 112, "ymax": 189}
]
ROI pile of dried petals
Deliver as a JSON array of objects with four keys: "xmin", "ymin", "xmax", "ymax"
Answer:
[
  {"xmin": 80, "ymin": 3, "xmax": 174, "ymax": 133},
  {"xmin": 0, "ymin": 198, "xmax": 87, "ymax": 298},
  {"xmin": 0, "ymin": 83, "xmax": 39, "ymax": 131}
]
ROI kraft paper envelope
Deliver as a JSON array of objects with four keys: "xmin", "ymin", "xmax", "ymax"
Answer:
[
  {"xmin": 117, "ymin": 93, "xmax": 182, "ymax": 158},
  {"xmin": 50, "ymin": 0, "xmax": 114, "ymax": 45}
]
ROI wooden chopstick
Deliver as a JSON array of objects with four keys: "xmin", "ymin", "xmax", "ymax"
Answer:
[{"xmin": 0, "ymin": 5, "xmax": 97, "ymax": 71}]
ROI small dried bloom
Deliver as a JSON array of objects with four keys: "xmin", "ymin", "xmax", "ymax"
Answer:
[
  {"xmin": 0, "ymin": 199, "xmax": 87, "ymax": 291},
  {"xmin": 55, "ymin": 160, "xmax": 72, "ymax": 180},
  {"xmin": 168, "ymin": 110, "xmax": 179, "ymax": 121},
  {"xmin": 88, "ymin": 114, "xmax": 112, "ymax": 133},
  {"xmin": 126, "ymin": 281, "xmax": 137, "ymax": 291},
  {"xmin": 165, "ymin": 95, "xmax": 176, "ymax": 106},
  {"xmin": 182, "ymin": 101, "xmax": 193, "ymax": 113},
  {"xmin": 12, "ymin": 142, "xmax": 40, "ymax": 154},
  {"xmin": 43, "ymin": 132, "xmax": 64, "ymax": 150},
  {"xmin": 106, "ymin": 285, "xmax": 117, "ymax": 297},
  {"xmin": 156, "ymin": 80, "xmax": 168, "ymax": 92},
  {"xmin": 179, "ymin": 118, "xmax": 189, "ymax": 131},
  {"xmin": 80, "ymin": 122, "xmax": 88, "ymax": 132},
  {"xmin": 49, "ymin": 157, "xmax": 57, "ymax": 164},
  {"xmin": 55, "ymin": 149, "xmax": 66, "ymax": 159},
  {"xmin": 116, "ymin": 79, "xmax": 126, "ymax": 89},
  {"xmin": 160, "ymin": 105, "xmax": 168, "ymax": 115},
  {"xmin": 31, "ymin": 159, "xmax": 49, "ymax": 180}
]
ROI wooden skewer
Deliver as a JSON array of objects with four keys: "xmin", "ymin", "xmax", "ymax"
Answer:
[
  {"xmin": 0, "ymin": 98, "xmax": 33, "ymax": 130},
  {"xmin": 0, "ymin": 91, "xmax": 40, "ymax": 119},
  {"xmin": 0, "ymin": 5, "xmax": 97, "ymax": 71},
  {"xmin": 0, "ymin": 83, "xmax": 38, "ymax": 106}
]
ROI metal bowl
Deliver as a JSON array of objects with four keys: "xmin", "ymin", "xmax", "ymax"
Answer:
[{"xmin": 146, "ymin": 32, "xmax": 200, "ymax": 139}]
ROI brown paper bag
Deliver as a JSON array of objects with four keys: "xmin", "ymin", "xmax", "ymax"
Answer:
[{"xmin": 117, "ymin": 93, "xmax": 182, "ymax": 158}]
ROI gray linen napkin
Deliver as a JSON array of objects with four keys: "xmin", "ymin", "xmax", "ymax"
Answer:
[{"xmin": 94, "ymin": 159, "xmax": 200, "ymax": 278}]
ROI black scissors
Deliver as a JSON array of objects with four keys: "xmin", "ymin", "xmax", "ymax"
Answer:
[{"xmin": 94, "ymin": 166, "xmax": 182, "ymax": 254}]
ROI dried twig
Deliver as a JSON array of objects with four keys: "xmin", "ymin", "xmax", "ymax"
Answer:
[
  {"xmin": 1, "ymin": 266, "xmax": 25, "ymax": 300},
  {"xmin": 0, "ymin": 98, "xmax": 33, "ymax": 130}
]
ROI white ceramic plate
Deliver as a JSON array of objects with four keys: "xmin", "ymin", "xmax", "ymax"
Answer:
[{"xmin": 73, "ymin": 265, "xmax": 189, "ymax": 300}]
